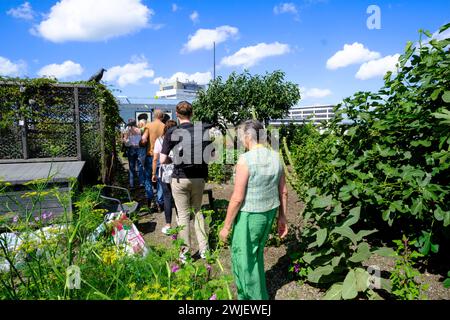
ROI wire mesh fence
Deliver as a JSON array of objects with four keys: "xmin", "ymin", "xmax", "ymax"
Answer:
[{"xmin": 0, "ymin": 82, "xmax": 111, "ymax": 183}]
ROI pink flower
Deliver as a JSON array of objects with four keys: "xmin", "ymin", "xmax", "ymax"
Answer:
[
  {"xmin": 171, "ymin": 265, "xmax": 180, "ymax": 273},
  {"xmin": 209, "ymin": 294, "xmax": 217, "ymax": 300},
  {"xmin": 206, "ymin": 264, "xmax": 212, "ymax": 272},
  {"xmin": 12, "ymin": 216, "xmax": 19, "ymax": 223}
]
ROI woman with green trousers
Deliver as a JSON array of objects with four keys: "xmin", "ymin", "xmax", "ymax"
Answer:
[{"xmin": 219, "ymin": 120, "xmax": 289, "ymax": 300}]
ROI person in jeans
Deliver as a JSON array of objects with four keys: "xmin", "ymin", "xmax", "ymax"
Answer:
[
  {"xmin": 137, "ymin": 118, "xmax": 147, "ymax": 187},
  {"xmin": 153, "ymin": 120, "xmax": 178, "ymax": 235},
  {"xmin": 219, "ymin": 120, "xmax": 289, "ymax": 300},
  {"xmin": 122, "ymin": 120, "xmax": 143, "ymax": 189},
  {"xmin": 141, "ymin": 110, "xmax": 165, "ymax": 210},
  {"xmin": 160, "ymin": 101, "xmax": 212, "ymax": 261}
]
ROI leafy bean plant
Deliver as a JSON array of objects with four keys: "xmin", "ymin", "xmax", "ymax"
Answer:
[{"xmin": 284, "ymin": 23, "xmax": 450, "ymax": 299}]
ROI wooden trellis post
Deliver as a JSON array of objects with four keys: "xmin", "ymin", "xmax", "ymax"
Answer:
[
  {"xmin": 73, "ymin": 87, "xmax": 82, "ymax": 161},
  {"xmin": 99, "ymin": 101, "xmax": 107, "ymax": 184}
]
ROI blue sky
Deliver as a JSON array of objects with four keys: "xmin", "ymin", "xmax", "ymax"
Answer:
[{"xmin": 0, "ymin": 0, "xmax": 449, "ymax": 106}]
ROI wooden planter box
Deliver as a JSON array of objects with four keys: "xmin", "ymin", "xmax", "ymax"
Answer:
[{"xmin": 0, "ymin": 161, "xmax": 85, "ymax": 228}]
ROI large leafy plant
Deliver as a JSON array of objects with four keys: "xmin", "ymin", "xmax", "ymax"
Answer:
[{"xmin": 284, "ymin": 23, "xmax": 450, "ymax": 299}]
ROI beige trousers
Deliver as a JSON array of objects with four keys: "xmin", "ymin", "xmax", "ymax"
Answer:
[{"xmin": 171, "ymin": 178, "xmax": 208, "ymax": 253}]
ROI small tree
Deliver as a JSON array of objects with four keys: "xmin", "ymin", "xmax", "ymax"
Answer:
[{"xmin": 193, "ymin": 70, "xmax": 300, "ymax": 132}]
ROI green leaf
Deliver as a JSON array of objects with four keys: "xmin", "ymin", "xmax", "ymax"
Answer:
[
  {"xmin": 313, "ymin": 195, "xmax": 333, "ymax": 209},
  {"xmin": 380, "ymin": 278, "xmax": 392, "ymax": 293},
  {"xmin": 342, "ymin": 206, "xmax": 361, "ymax": 228},
  {"xmin": 349, "ymin": 242, "xmax": 371, "ymax": 263},
  {"xmin": 411, "ymin": 198, "xmax": 423, "ymax": 216},
  {"xmin": 431, "ymin": 89, "xmax": 442, "ymax": 101},
  {"xmin": 432, "ymin": 108, "xmax": 450, "ymax": 125},
  {"xmin": 342, "ymin": 269, "xmax": 358, "ymax": 300},
  {"xmin": 436, "ymin": 208, "xmax": 450, "ymax": 227},
  {"xmin": 439, "ymin": 22, "xmax": 450, "ymax": 34},
  {"xmin": 443, "ymin": 91, "xmax": 450, "ymax": 103},
  {"xmin": 431, "ymin": 243, "xmax": 439, "ymax": 254},
  {"xmin": 445, "ymin": 212, "xmax": 450, "ymax": 227},
  {"xmin": 331, "ymin": 254, "xmax": 344, "ymax": 267},
  {"xmin": 316, "ymin": 229, "xmax": 327, "ymax": 247},
  {"xmin": 323, "ymin": 283, "xmax": 343, "ymax": 300},
  {"xmin": 373, "ymin": 247, "xmax": 396, "ymax": 258},
  {"xmin": 354, "ymin": 268, "xmax": 370, "ymax": 292},
  {"xmin": 411, "ymin": 140, "xmax": 432, "ymax": 147},
  {"xmin": 302, "ymin": 248, "xmax": 334, "ymax": 265},
  {"xmin": 443, "ymin": 278, "xmax": 450, "ymax": 289},
  {"xmin": 423, "ymin": 30, "xmax": 432, "ymax": 38},
  {"xmin": 368, "ymin": 289, "xmax": 383, "ymax": 300},
  {"xmin": 307, "ymin": 265, "xmax": 334, "ymax": 283},
  {"xmin": 382, "ymin": 210, "xmax": 391, "ymax": 222},
  {"xmin": 355, "ymin": 229, "xmax": 378, "ymax": 242},
  {"xmin": 332, "ymin": 226, "xmax": 357, "ymax": 245}
]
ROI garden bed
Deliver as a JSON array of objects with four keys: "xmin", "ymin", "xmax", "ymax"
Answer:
[{"xmin": 130, "ymin": 182, "xmax": 450, "ymax": 300}]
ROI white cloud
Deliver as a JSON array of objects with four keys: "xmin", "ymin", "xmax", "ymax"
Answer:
[
  {"xmin": 327, "ymin": 42, "xmax": 381, "ymax": 70},
  {"xmin": 153, "ymin": 71, "xmax": 212, "ymax": 85},
  {"xmin": 0, "ymin": 56, "xmax": 26, "ymax": 76},
  {"xmin": 7, "ymin": 2, "xmax": 35, "ymax": 20},
  {"xmin": 355, "ymin": 54, "xmax": 400, "ymax": 80},
  {"xmin": 300, "ymin": 87, "xmax": 332, "ymax": 99},
  {"xmin": 182, "ymin": 25, "xmax": 239, "ymax": 52},
  {"xmin": 274, "ymin": 3, "xmax": 298, "ymax": 15},
  {"xmin": 432, "ymin": 28, "xmax": 450, "ymax": 41},
  {"xmin": 172, "ymin": 4, "xmax": 179, "ymax": 12},
  {"xmin": 190, "ymin": 11, "xmax": 199, "ymax": 24},
  {"xmin": 32, "ymin": 0, "xmax": 153, "ymax": 43},
  {"xmin": 104, "ymin": 56, "xmax": 155, "ymax": 87},
  {"xmin": 220, "ymin": 42, "xmax": 290, "ymax": 68},
  {"xmin": 37, "ymin": 60, "xmax": 84, "ymax": 80}
]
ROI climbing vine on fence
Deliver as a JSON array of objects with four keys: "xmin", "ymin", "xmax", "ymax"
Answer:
[{"xmin": 0, "ymin": 77, "xmax": 121, "ymax": 183}]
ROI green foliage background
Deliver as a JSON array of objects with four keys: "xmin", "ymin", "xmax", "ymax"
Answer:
[{"xmin": 193, "ymin": 70, "xmax": 300, "ymax": 132}]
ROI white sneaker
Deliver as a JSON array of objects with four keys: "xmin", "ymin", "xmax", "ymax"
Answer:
[
  {"xmin": 200, "ymin": 249, "xmax": 209, "ymax": 260},
  {"xmin": 161, "ymin": 226, "xmax": 171, "ymax": 235},
  {"xmin": 179, "ymin": 250, "xmax": 188, "ymax": 264}
]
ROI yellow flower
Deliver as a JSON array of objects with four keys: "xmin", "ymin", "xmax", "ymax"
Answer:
[{"xmin": 100, "ymin": 246, "xmax": 125, "ymax": 265}]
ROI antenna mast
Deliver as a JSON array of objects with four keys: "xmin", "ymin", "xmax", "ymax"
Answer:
[{"xmin": 213, "ymin": 41, "xmax": 216, "ymax": 81}]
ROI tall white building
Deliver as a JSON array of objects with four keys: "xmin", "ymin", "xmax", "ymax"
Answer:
[
  {"xmin": 155, "ymin": 80, "xmax": 205, "ymax": 100},
  {"xmin": 289, "ymin": 105, "xmax": 335, "ymax": 123},
  {"xmin": 270, "ymin": 105, "xmax": 336, "ymax": 126}
]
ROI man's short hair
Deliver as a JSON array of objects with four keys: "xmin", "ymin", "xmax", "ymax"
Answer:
[
  {"xmin": 162, "ymin": 113, "xmax": 171, "ymax": 124},
  {"xmin": 176, "ymin": 101, "xmax": 193, "ymax": 119},
  {"xmin": 138, "ymin": 113, "xmax": 148, "ymax": 121},
  {"xmin": 154, "ymin": 109, "xmax": 164, "ymax": 120}
]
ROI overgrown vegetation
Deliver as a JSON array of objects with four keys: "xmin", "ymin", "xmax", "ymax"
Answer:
[
  {"xmin": 283, "ymin": 24, "xmax": 450, "ymax": 299},
  {"xmin": 0, "ymin": 179, "xmax": 232, "ymax": 300}
]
